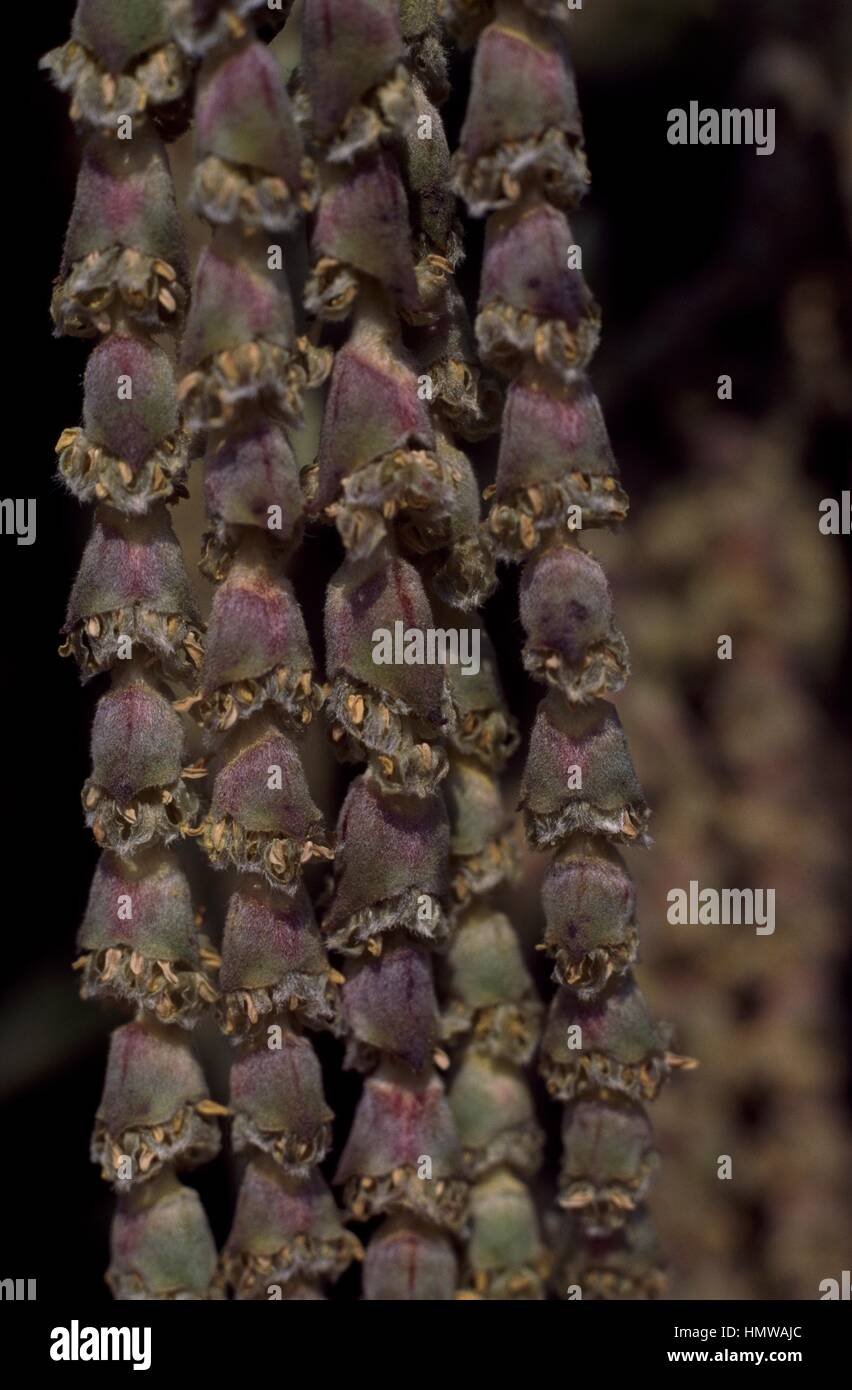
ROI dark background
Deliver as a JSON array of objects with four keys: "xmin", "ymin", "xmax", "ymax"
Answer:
[{"xmin": 1, "ymin": 0, "xmax": 849, "ymax": 1301}]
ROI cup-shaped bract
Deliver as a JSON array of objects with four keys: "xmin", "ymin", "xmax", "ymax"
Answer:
[
  {"xmin": 92, "ymin": 1017, "xmax": 222, "ymax": 1188},
  {"xmin": 342, "ymin": 940, "xmax": 440, "ymax": 1073},
  {"xmin": 559, "ymin": 1099, "xmax": 659, "ymax": 1236},
  {"xmin": 444, "ymin": 756, "xmax": 517, "ymax": 907},
  {"xmin": 552, "ymin": 1208, "xmax": 667, "ymax": 1301},
  {"xmin": 450, "ymin": 1051, "xmax": 544, "ymax": 1180},
  {"xmin": 229, "ymin": 1032, "xmax": 334, "ymax": 1172},
  {"xmin": 362, "ymin": 1216, "xmax": 458, "ymax": 1300},
  {"xmin": 520, "ymin": 543, "xmax": 629, "ymax": 702},
  {"xmin": 201, "ymin": 421, "xmax": 304, "ymax": 578},
  {"xmin": 442, "ymin": 905, "xmax": 540, "ymax": 1064},
  {"xmin": 541, "ymin": 835, "xmax": 638, "ymax": 997},
  {"xmin": 301, "ymin": 0, "xmax": 409, "ymax": 153},
  {"xmin": 464, "ymin": 1167, "xmax": 550, "ymax": 1300},
  {"xmin": 108, "ymin": 1169, "xmax": 223, "ymax": 1300}
]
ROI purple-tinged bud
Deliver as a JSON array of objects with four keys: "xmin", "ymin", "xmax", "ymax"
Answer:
[
  {"xmin": 541, "ymin": 835, "xmax": 638, "ymax": 997},
  {"xmin": 539, "ymin": 974, "xmax": 694, "ymax": 1103},
  {"xmin": 217, "ymin": 881, "xmax": 337, "ymax": 1039},
  {"xmin": 42, "ymin": 1, "xmax": 192, "ymax": 136},
  {"xmin": 53, "ymin": 131, "xmax": 187, "ymax": 338},
  {"xmin": 167, "ymin": 1, "xmax": 292, "ymax": 59},
  {"xmin": 488, "ymin": 377, "xmax": 628, "ymax": 558},
  {"xmin": 324, "ymin": 552, "xmax": 454, "ymax": 794},
  {"xmin": 202, "ymin": 716, "xmax": 331, "ymax": 890},
  {"xmin": 192, "ymin": 39, "xmax": 315, "ymax": 233},
  {"xmin": 230, "ymin": 1032, "xmax": 333, "ymax": 1172},
  {"xmin": 62, "ymin": 507, "xmax": 202, "ymax": 680},
  {"xmin": 189, "ymin": 537, "xmax": 321, "ymax": 736},
  {"xmin": 223, "ymin": 1157, "xmax": 361, "ymax": 1298},
  {"xmin": 453, "ymin": 14, "xmax": 588, "ymax": 216},
  {"xmin": 443, "ymin": 1, "xmax": 577, "ymax": 49},
  {"xmin": 442, "ymin": 905, "xmax": 540, "ymax": 1064},
  {"xmin": 301, "ymin": 0, "xmax": 411, "ymax": 155},
  {"xmin": 552, "ymin": 1209, "xmax": 667, "ymax": 1300},
  {"xmin": 180, "ymin": 234, "xmax": 330, "ymax": 431},
  {"xmin": 434, "ymin": 607, "xmax": 518, "ymax": 769},
  {"xmin": 412, "ymin": 285, "xmax": 503, "ymax": 441},
  {"xmin": 107, "ymin": 1169, "xmax": 224, "ymax": 1300},
  {"xmin": 335, "ymin": 1062, "xmax": 467, "ymax": 1231},
  {"xmin": 58, "ymin": 339, "xmax": 188, "ymax": 515},
  {"xmin": 559, "ymin": 1100, "xmax": 658, "ymax": 1236},
  {"xmin": 323, "ymin": 775, "xmax": 450, "ymax": 954},
  {"xmin": 477, "ymin": 203, "xmax": 599, "ymax": 379},
  {"xmin": 201, "ymin": 421, "xmax": 304, "ymax": 580},
  {"xmin": 463, "ymin": 1167, "xmax": 550, "ymax": 1300},
  {"xmin": 342, "ymin": 940, "xmax": 440, "ymax": 1072},
  {"xmin": 76, "ymin": 850, "xmax": 217, "ymax": 1025},
  {"xmin": 450, "ymin": 1052, "xmax": 544, "ymax": 1180},
  {"xmin": 520, "ymin": 543, "xmax": 629, "ymax": 701},
  {"xmin": 363, "ymin": 1216, "xmax": 458, "ymax": 1300},
  {"xmin": 444, "ymin": 756, "xmax": 517, "ymax": 907},
  {"xmin": 306, "ymin": 155, "xmax": 419, "ymax": 319},
  {"xmin": 92, "ymin": 1017, "xmax": 222, "ymax": 1188},
  {"xmin": 82, "ymin": 671, "xmax": 200, "ymax": 852},
  {"xmin": 400, "ymin": 1, "xmax": 449, "ymax": 104},
  {"xmin": 521, "ymin": 694, "xmax": 651, "ymax": 848}
]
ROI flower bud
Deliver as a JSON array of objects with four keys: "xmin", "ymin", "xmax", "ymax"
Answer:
[
  {"xmin": 201, "ymin": 421, "xmax": 304, "ymax": 579},
  {"xmin": 63, "ymin": 507, "xmax": 202, "ymax": 680},
  {"xmin": 180, "ymin": 233, "xmax": 330, "ymax": 431},
  {"xmin": 423, "ymin": 440, "xmax": 497, "ymax": 612},
  {"xmin": 223, "ymin": 1157, "xmax": 361, "ymax": 1298},
  {"xmin": 324, "ymin": 552, "xmax": 454, "ymax": 794},
  {"xmin": 444, "ymin": 756, "xmax": 517, "ymax": 906},
  {"xmin": 520, "ymin": 543, "xmax": 629, "ymax": 701},
  {"xmin": 434, "ymin": 607, "xmax": 518, "ymax": 769},
  {"xmin": 217, "ymin": 880, "xmax": 336, "ymax": 1039},
  {"xmin": 541, "ymin": 835, "xmax": 638, "ymax": 997},
  {"xmin": 539, "ymin": 974, "xmax": 685, "ymax": 1103},
  {"xmin": 449, "ymin": 1052, "xmax": 544, "ymax": 1180},
  {"xmin": 42, "ymin": 0, "xmax": 191, "ymax": 135},
  {"xmin": 335, "ymin": 1062, "xmax": 467, "ymax": 1230},
  {"xmin": 58, "ymin": 339, "xmax": 188, "ymax": 514},
  {"xmin": 92, "ymin": 1017, "xmax": 222, "ymax": 1188},
  {"xmin": 82, "ymin": 671, "xmax": 199, "ymax": 852},
  {"xmin": 230, "ymin": 1032, "xmax": 334, "ymax": 1172},
  {"xmin": 323, "ymin": 774, "xmax": 450, "ymax": 954},
  {"xmin": 412, "ymin": 285, "xmax": 502, "ymax": 441},
  {"xmin": 202, "ymin": 716, "xmax": 330, "ymax": 890},
  {"xmin": 442, "ymin": 905, "xmax": 540, "ymax": 1064},
  {"xmin": 401, "ymin": 82, "xmax": 461, "ymax": 320},
  {"xmin": 342, "ymin": 940, "xmax": 440, "ymax": 1072},
  {"xmin": 488, "ymin": 377, "xmax": 628, "ymax": 558},
  {"xmin": 192, "ymin": 39, "xmax": 315, "ymax": 233},
  {"xmin": 76, "ymin": 850, "xmax": 216, "ymax": 1025},
  {"xmin": 477, "ymin": 204, "xmax": 599, "ymax": 379},
  {"xmin": 559, "ymin": 1100, "xmax": 658, "ymax": 1236},
  {"xmin": 191, "ymin": 537, "xmax": 321, "ymax": 736},
  {"xmin": 552, "ymin": 1209, "xmax": 666, "ymax": 1300},
  {"xmin": 301, "ymin": 0, "xmax": 410, "ymax": 153},
  {"xmin": 167, "ymin": 1, "xmax": 291, "ymax": 59},
  {"xmin": 520, "ymin": 693, "xmax": 651, "ymax": 848},
  {"xmin": 453, "ymin": 14, "xmax": 588, "ymax": 216},
  {"xmin": 107, "ymin": 1169, "xmax": 223, "ymax": 1300},
  {"xmin": 53, "ymin": 131, "xmax": 187, "ymax": 338},
  {"xmin": 464, "ymin": 1168, "xmax": 550, "ymax": 1300},
  {"xmin": 363, "ymin": 1216, "xmax": 458, "ymax": 1300},
  {"xmin": 306, "ymin": 155, "xmax": 419, "ymax": 319}
]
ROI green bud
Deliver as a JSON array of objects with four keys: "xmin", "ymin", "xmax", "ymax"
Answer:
[
  {"xmin": 108, "ymin": 1169, "xmax": 224, "ymax": 1300},
  {"xmin": 363, "ymin": 1216, "xmax": 458, "ymax": 1300},
  {"xmin": 230, "ymin": 1032, "xmax": 334, "ymax": 1172},
  {"xmin": 541, "ymin": 835, "xmax": 638, "ymax": 997},
  {"xmin": 217, "ymin": 880, "xmax": 336, "ymax": 1039},
  {"xmin": 202, "ymin": 716, "xmax": 331, "ymax": 890},
  {"xmin": 82, "ymin": 670, "xmax": 199, "ymax": 853},
  {"xmin": 444, "ymin": 756, "xmax": 517, "ymax": 907},
  {"xmin": 520, "ymin": 693, "xmax": 651, "ymax": 848},
  {"xmin": 323, "ymin": 774, "xmax": 450, "ymax": 954},
  {"xmin": 54, "ymin": 131, "xmax": 187, "ymax": 338},
  {"xmin": 92, "ymin": 1017, "xmax": 222, "ymax": 1188},
  {"xmin": 489, "ymin": 377, "xmax": 628, "ymax": 559},
  {"xmin": 464, "ymin": 1167, "xmax": 549, "ymax": 1299},
  {"xmin": 335, "ymin": 1062, "xmax": 467, "ymax": 1231},
  {"xmin": 443, "ymin": 905, "xmax": 540, "ymax": 1064},
  {"xmin": 223, "ymin": 1157, "xmax": 361, "ymax": 1298},
  {"xmin": 76, "ymin": 850, "xmax": 216, "ymax": 1025},
  {"xmin": 62, "ymin": 507, "xmax": 202, "ymax": 680},
  {"xmin": 449, "ymin": 1052, "xmax": 544, "ymax": 1180},
  {"xmin": 477, "ymin": 203, "xmax": 599, "ymax": 379},
  {"xmin": 520, "ymin": 542, "xmax": 629, "ymax": 701},
  {"xmin": 560, "ymin": 1099, "xmax": 658, "ymax": 1235}
]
